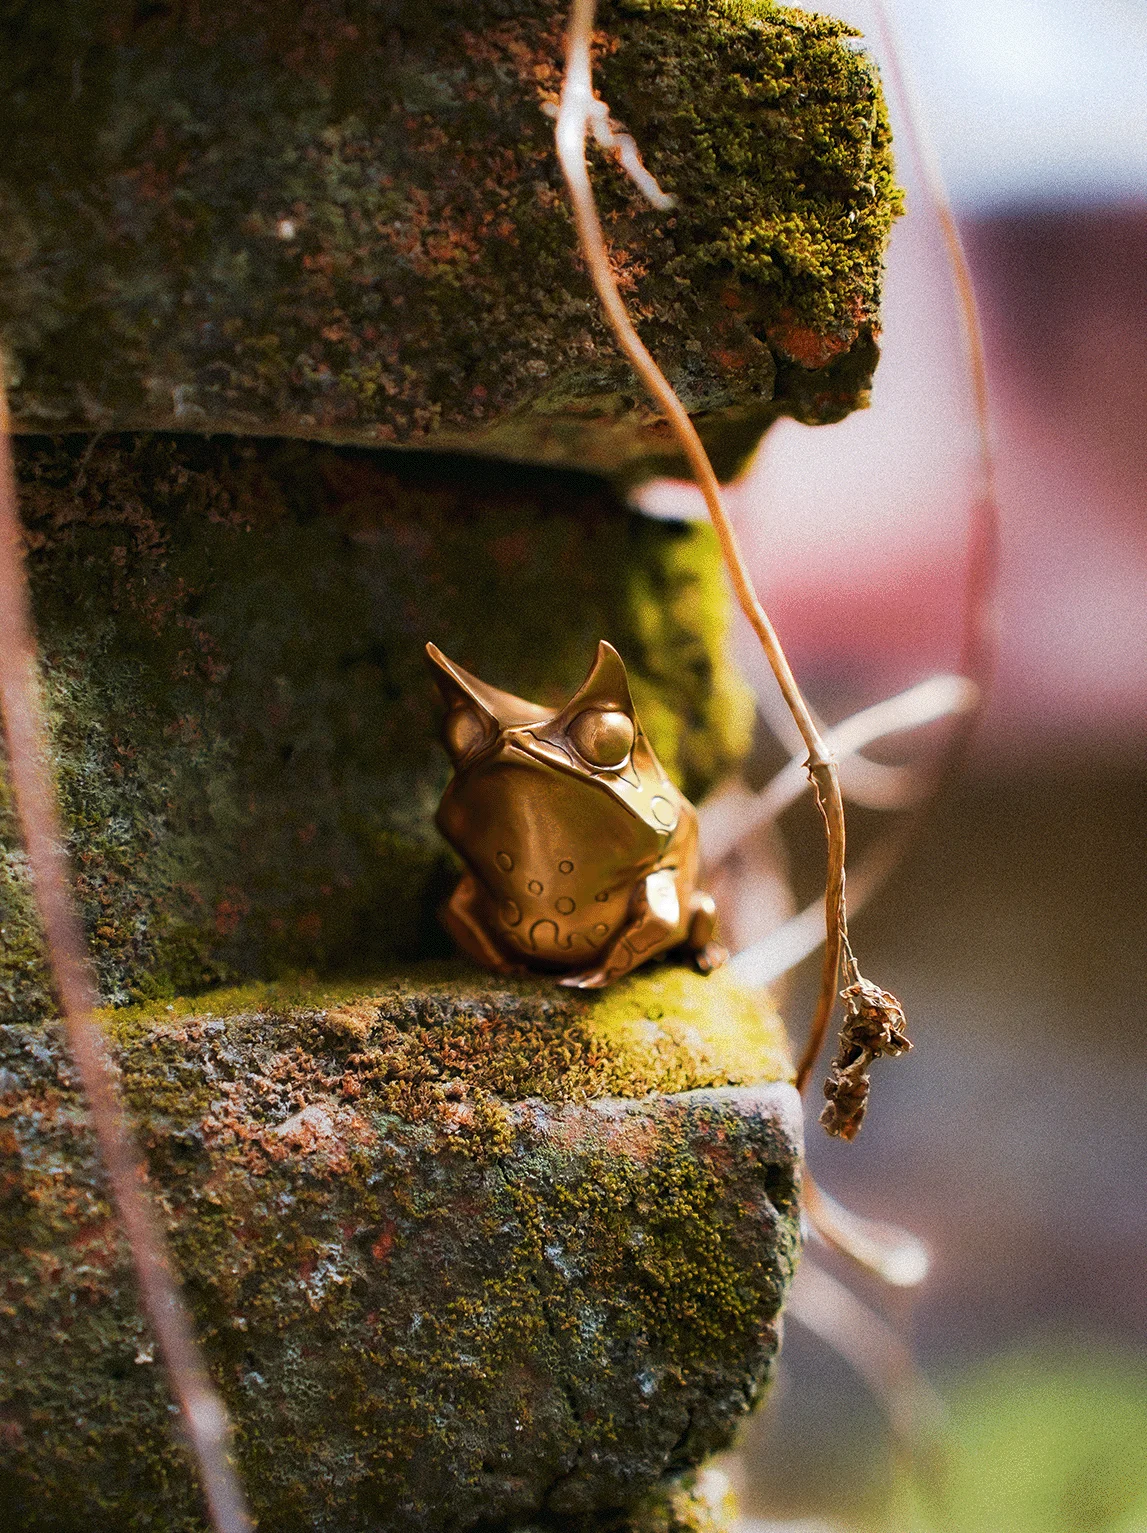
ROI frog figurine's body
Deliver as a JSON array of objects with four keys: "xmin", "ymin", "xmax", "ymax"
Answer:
[{"xmin": 427, "ymin": 641, "xmax": 726, "ymax": 989}]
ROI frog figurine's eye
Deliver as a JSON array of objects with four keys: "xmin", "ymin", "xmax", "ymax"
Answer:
[
  {"xmin": 568, "ymin": 708, "xmax": 635, "ymax": 769},
  {"xmin": 443, "ymin": 705, "xmax": 491, "ymax": 762}
]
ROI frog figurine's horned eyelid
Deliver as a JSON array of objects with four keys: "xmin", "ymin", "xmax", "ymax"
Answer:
[
  {"xmin": 425, "ymin": 640, "xmax": 728, "ymax": 989},
  {"xmin": 426, "ymin": 639, "xmax": 637, "ymax": 769},
  {"xmin": 426, "ymin": 643, "xmax": 553, "ymax": 733}
]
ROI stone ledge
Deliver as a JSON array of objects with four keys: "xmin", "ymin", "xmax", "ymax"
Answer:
[
  {"xmin": 0, "ymin": 967, "xmax": 801, "ymax": 1531},
  {"xmin": 0, "ymin": 0, "xmax": 899, "ymax": 483}
]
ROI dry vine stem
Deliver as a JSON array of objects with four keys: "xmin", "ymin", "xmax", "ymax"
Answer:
[
  {"xmin": 555, "ymin": 0, "xmax": 906, "ymax": 1120},
  {"xmin": 0, "ymin": 383, "xmax": 253, "ymax": 1530}
]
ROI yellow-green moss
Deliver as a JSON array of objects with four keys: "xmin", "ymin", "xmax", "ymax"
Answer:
[
  {"xmin": 545, "ymin": 964, "xmax": 794, "ymax": 1094},
  {"xmin": 104, "ymin": 962, "xmax": 789, "ymax": 1111},
  {"xmin": 626, "ymin": 1467, "xmax": 739, "ymax": 1533},
  {"xmin": 104, "ymin": 961, "xmax": 793, "ymax": 1110}
]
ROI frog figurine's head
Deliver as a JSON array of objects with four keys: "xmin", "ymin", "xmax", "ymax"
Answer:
[{"xmin": 426, "ymin": 641, "xmax": 722, "ymax": 987}]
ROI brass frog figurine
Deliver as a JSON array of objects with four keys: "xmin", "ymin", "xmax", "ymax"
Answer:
[{"xmin": 427, "ymin": 641, "xmax": 726, "ymax": 989}]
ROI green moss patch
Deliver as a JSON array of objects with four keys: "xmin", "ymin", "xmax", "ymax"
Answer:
[{"xmin": 105, "ymin": 961, "xmax": 794, "ymax": 1119}]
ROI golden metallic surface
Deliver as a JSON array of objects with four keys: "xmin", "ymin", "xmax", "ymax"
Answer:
[{"xmin": 427, "ymin": 640, "xmax": 726, "ymax": 989}]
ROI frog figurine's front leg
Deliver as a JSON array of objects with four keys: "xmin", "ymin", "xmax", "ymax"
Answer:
[
  {"xmin": 560, "ymin": 869, "xmax": 726, "ymax": 990},
  {"xmin": 684, "ymin": 888, "xmax": 729, "ymax": 976},
  {"xmin": 441, "ymin": 871, "xmax": 526, "ymax": 976}
]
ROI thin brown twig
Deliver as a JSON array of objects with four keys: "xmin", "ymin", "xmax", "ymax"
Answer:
[
  {"xmin": 706, "ymin": 675, "xmax": 979, "ymax": 871},
  {"xmin": 803, "ymin": 1172, "xmax": 929, "ymax": 1288},
  {"xmin": 717, "ymin": 5, "xmax": 1000, "ymax": 1086},
  {"xmin": 805, "ymin": 2, "xmax": 1001, "ymax": 1140},
  {"xmin": 555, "ymin": 0, "xmax": 894, "ymax": 1102},
  {"xmin": 0, "ymin": 387, "xmax": 252, "ymax": 1530},
  {"xmin": 765, "ymin": 0, "xmax": 1003, "ymax": 1009}
]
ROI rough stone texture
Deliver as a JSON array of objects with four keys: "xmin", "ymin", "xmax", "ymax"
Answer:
[
  {"xmin": 0, "ymin": 434, "xmax": 753, "ymax": 1022},
  {"xmin": 0, "ymin": 965, "xmax": 802, "ymax": 1532},
  {"xmin": 0, "ymin": 0, "xmax": 900, "ymax": 484}
]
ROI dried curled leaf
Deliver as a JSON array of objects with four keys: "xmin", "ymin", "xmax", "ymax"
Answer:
[{"xmin": 820, "ymin": 977, "xmax": 911, "ymax": 1141}]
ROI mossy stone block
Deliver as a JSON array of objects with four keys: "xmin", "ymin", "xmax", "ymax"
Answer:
[
  {"xmin": 0, "ymin": 0, "xmax": 899, "ymax": 483},
  {"xmin": 0, "ymin": 965, "xmax": 802, "ymax": 1532},
  {"xmin": 0, "ymin": 434, "xmax": 753, "ymax": 1021}
]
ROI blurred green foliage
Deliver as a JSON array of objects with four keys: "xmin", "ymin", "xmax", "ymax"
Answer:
[{"xmin": 894, "ymin": 1347, "xmax": 1147, "ymax": 1533}]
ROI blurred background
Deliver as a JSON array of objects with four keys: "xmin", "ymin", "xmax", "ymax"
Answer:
[{"xmin": 640, "ymin": 2, "xmax": 1147, "ymax": 1528}]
